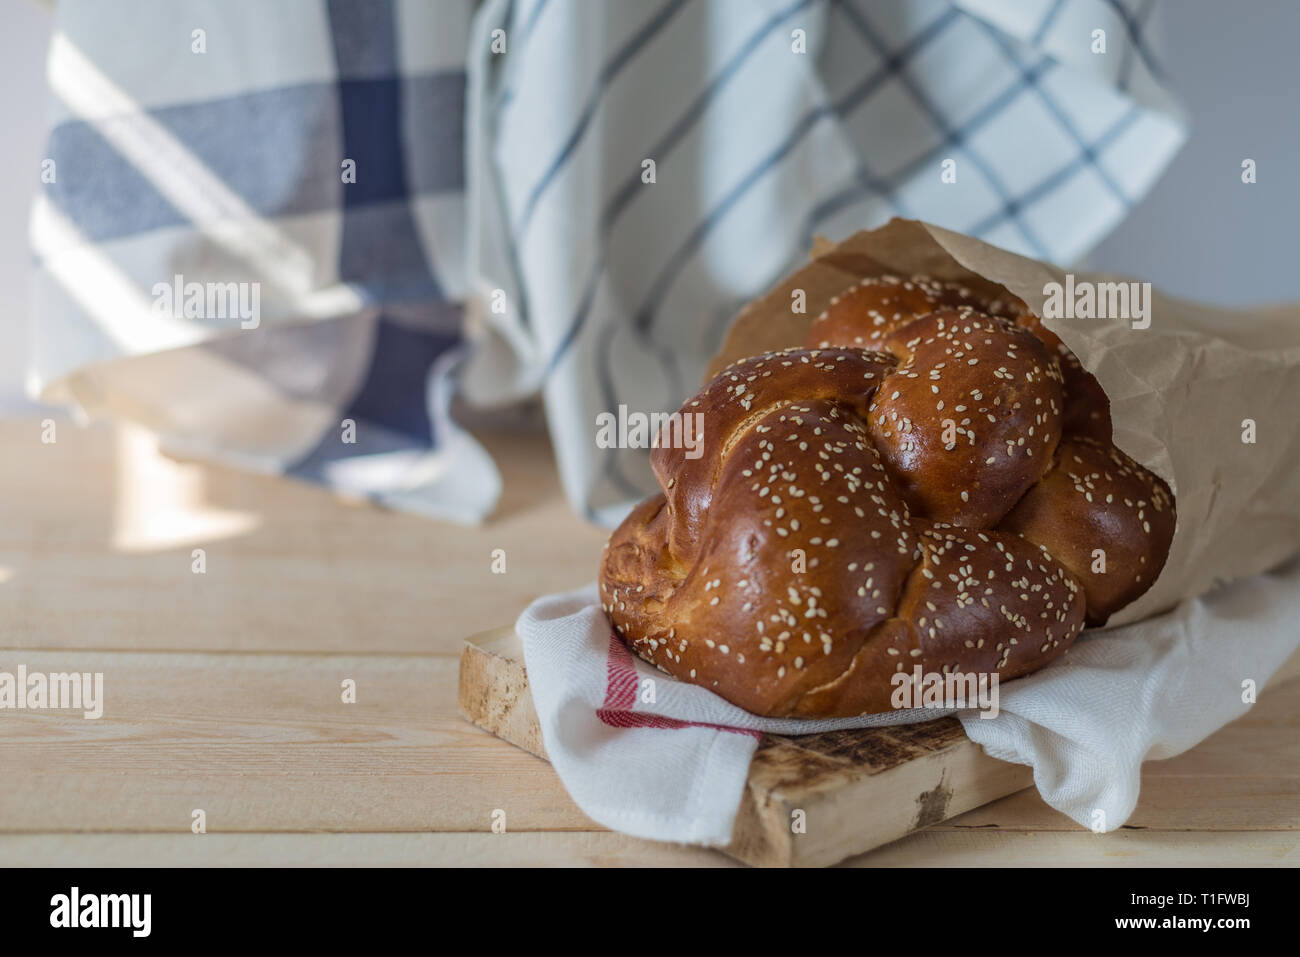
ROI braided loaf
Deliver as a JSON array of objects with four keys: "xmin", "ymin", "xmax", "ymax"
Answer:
[{"xmin": 599, "ymin": 277, "xmax": 1175, "ymax": 717}]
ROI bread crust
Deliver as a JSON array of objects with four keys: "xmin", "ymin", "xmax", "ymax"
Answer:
[{"xmin": 599, "ymin": 276, "xmax": 1175, "ymax": 717}]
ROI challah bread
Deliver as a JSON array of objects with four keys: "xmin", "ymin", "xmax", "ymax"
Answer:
[{"xmin": 599, "ymin": 276, "xmax": 1175, "ymax": 717}]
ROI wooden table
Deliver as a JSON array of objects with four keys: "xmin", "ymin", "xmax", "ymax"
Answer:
[{"xmin": 1, "ymin": 418, "xmax": 1296, "ymax": 866}]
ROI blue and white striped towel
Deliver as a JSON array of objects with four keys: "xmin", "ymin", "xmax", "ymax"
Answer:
[{"xmin": 30, "ymin": 0, "xmax": 1185, "ymax": 525}]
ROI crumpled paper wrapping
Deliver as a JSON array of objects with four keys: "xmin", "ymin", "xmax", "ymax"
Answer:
[{"xmin": 705, "ymin": 218, "xmax": 1300, "ymax": 625}]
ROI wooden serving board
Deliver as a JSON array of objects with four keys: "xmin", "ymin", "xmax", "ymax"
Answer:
[{"xmin": 458, "ymin": 628, "xmax": 1034, "ymax": 867}]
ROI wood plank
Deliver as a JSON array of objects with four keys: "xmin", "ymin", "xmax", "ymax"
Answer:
[
  {"xmin": 0, "ymin": 651, "xmax": 592, "ymax": 832},
  {"xmin": 459, "ymin": 632, "xmax": 1300, "ymax": 864},
  {"xmin": 459, "ymin": 629, "xmax": 1035, "ymax": 867},
  {"xmin": 3, "ymin": 411, "xmax": 1295, "ymax": 867},
  {"xmin": 2, "ymin": 642, "xmax": 1289, "ymax": 837},
  {"xmin": 944, "ymin": 772, "xmax": 1300, "ymax": 831},
  {"xmin": 0, "ymin": 832, "xmax": 735, "ymax": 867},
  {"xmin": 0, "ymin": 643, "xmax": 1294, "ymax": 868},
  {"xmin": 843, "ymin": 828, "xmax": 1299, "ymax": 867},
  {"xmin": 1, "ymin": 829, "xmax": 1293, "ymax": 868},
  {"xmin": 0, "ymin": 419, "xmax": 606, "ymax": 655}
]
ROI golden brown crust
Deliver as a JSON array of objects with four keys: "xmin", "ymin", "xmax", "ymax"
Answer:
[
  {"xmin": 999, "ymin": 436, "xmax": 1175, "ymax": 625},
  {"xmin": 599, "ymin": 276, "xmax": 1175, "ymax": 717},
  {"xmin": 867, "ymin": 308, "xmax": 1064, "ymax": 527}
]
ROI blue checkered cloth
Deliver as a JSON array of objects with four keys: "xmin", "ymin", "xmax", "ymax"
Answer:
[{"xmin": 30, "ymin": 0, "xmax": 1185, "ymax": 525}]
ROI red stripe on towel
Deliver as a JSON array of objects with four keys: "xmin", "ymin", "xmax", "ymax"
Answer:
[{"xmin": 597, "ymin": 632, "xmax": 761, "ymax": 739}]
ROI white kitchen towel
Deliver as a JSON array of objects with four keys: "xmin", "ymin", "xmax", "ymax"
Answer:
[
  {"xmin": 466, "ymin": 0, "xmax": 1187, "ymax": 526},
  {"xmin": 31, "ymin": 0, "xmax": 1185, "ymax": 526},
  {"xmin": 29, "ymin": 0, "xmax": 494, "ymax": 523},
  {"xmin": 517, "ymin": 554, "xmax": 1300, "ymax": 846}
]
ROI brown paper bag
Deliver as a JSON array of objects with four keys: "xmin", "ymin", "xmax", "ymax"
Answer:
[{"xmin": 705, "ymin": 219, "xmax": 1300, "ymax": 626}]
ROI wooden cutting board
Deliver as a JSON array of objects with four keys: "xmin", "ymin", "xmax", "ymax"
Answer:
[{"xmin": 458, "ymin": 628, "xmax": 1034, "ymax": 867}]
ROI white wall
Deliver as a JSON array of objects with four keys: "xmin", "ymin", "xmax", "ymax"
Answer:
[
  {"xmin": 1086, "ymin": 1, "xmax": 1300, "ymax": 305},
  {"xmin": 0, "ymin": 1, "xmax": 54, "ymax": 413}
]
